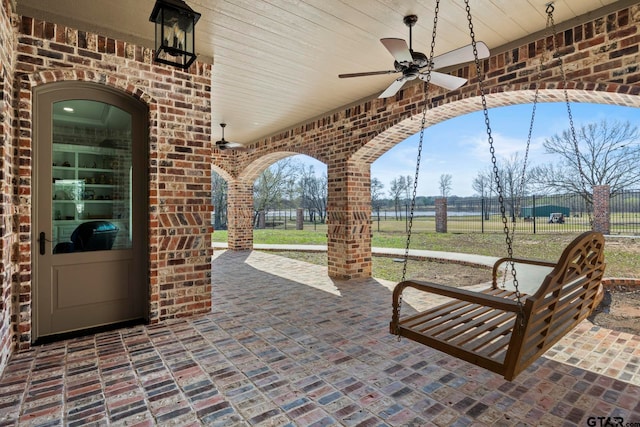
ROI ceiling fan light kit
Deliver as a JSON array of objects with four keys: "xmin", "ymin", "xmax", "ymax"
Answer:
[
  {"xmin": 215, "ymin": 123, "xmax": 244, "ymax": 150},
  {"xmin": 338, "ymin": 14, "xmax": 490, "ymax": 98}
]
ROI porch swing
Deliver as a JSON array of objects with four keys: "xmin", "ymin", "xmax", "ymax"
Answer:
[{"xmin": 389, "ymin": 2, "xmax": 606, "ymax": 381}]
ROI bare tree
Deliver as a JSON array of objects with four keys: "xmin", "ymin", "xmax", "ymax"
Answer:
[
  {"xmin": 299, "ymin": 164, "xmax": 327, "ymax": 223},
  {"xmin": 211, "ymin": 172, "xmax": 228, "ymax": 229},
  {"xmin": 439, "ymin": 174, "xmax": 452, "ymax": 198},
  {"xmin": 529, "ymin": 119, "xmax": 640, "ymax": 201},
  {"xmin": 473, "ymin": 154, "xmax": 529, "ymax": 220},
  {"xmin": 404, "ymin": 175, "xmax": 413, "ymax": 203},
  {"xmin": 371, "ymin": 177, "xmax": 384, "ymax": 210},
  {"xmin": 472, "ymin": 171, "xmax": 491, "ymax": 198},
  {"xmin": 485, "ymin": 153, "xmax": 530, "ymax": 221},
  {"xmin": 472, "ymin": 170, "xmax": 492, "ymax": 220},
  {"xmin": 389, "ymin": 176, "xmax": 408, "ymax": 219},
  {"xmin": 253, "ymin": 158, "xmax": 297, "ymax": 225}
]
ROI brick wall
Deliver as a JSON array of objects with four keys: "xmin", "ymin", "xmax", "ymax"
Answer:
[
  {"xmin": 6, "ymin": 12, "xmax": 212, "ymax": 349},
  {"xmin": 435, "ymin": 198, "xmax": 447, "ymax": 233},
  {"xmin": 326, "ymin": 160, "xmax": 372, "ymax": 278},
  {"xmin": 226, "ymin": 181, "xmax": 253, "ymax": 250},
  {"xmin": 593, "ymin": 185, "xmax": 611, "ymax": 234},
  {"xmin": 215, "ymin": 4, "xmax": 640, "ymax": 279},
  {"xmin": 0, "ymin": 0, "xmax": 16, "ymax": 376}
]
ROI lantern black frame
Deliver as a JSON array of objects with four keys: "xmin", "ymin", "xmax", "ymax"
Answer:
[{"xmin": 149, "ymin": 0, "xmax": 201, "ymax": 69}]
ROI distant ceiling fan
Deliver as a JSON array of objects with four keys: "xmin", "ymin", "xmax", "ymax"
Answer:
[
  {"xmin": 339, "ymin": 15, "xmax": 490, "ymax": 98},
  {"xmin": 215, "ymin": 123, "xmax": 244, "ymax": 150}
]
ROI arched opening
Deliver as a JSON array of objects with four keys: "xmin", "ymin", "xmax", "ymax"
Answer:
[
  {"xmin": 369, "ymin": 102, "xmax": 640, "ymax": 237},
  {"xmin": 252, "ymin": 155, "xmax": 327, "ymax": 233},
  {"xmin": 211, "ymin": 153, "xmax": 328, "ymax": 246}
]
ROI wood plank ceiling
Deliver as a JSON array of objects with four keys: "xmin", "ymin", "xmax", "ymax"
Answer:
[{"xmin": 16, "ymin": 0, "xmax": 627, "ymax": 146}]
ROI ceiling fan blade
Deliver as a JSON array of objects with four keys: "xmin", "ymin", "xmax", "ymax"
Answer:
[
  {"xmin": 216, "ymin": 141, "xmax": 247, "ymax": 151},
  {"xmin": 476, "ymin": 41, "xmax": 490, "ymax": 59},
  {"xmin": 378, "ymin": 77, "xmax": 408, "ymax": 98},
  {"xmin": 339, "ymin": 70, "xmax": 397, "ymax": 78},
  {"xmin": 431, "ymin": 41, "xmax": 490, "ymax": 70},
  {"xmin": 419, "ymin": 71, "xmax": 467, "ymax": 90},
  {"xmin": 380, "ymin": 38, "xmax": 413, "ymax": 64},
  {"xmin": 225, "ymin": 142, "xmax": 244, "ymax": 148}
]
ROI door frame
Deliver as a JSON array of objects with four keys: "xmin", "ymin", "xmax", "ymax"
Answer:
[{"xmin": 32, "ymin": 81, "xmax": 149, "ymax": 341}]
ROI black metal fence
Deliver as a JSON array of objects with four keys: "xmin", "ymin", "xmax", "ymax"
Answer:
[
  {"xmin": 447, "ymin": 193, "xmax": 592, "ymax": 234},
  {"xmin": 213, "ymin": 208, "xmax": 328, "ymax": 231},
  {"xmin": 610, "ymin": 189, "xmax": 640, "ymax": 235},
  {"xmin": 214, "ymin": 190, "xmax": 640, "ymax": 235},
  {"xmin": 446, "ymin": 190, "xmax": 640, "ymax": 235}
]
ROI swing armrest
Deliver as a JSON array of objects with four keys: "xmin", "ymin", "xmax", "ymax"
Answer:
[
  {"xmin": 393, "ymin": 280, "xmax": 521, "ymax": 313},
  {"xmin": 491, "ymin": 257, "xmax": 556, "ymax": 289}
]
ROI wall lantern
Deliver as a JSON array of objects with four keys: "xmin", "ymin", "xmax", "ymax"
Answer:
[{"xmin": 149, "ymin": 0, "xmax": 201, "ymax": 69}]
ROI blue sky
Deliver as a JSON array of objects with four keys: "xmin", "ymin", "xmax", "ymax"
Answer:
[{"xmin": 293, "ymin": 103, "xmax": 640, "ymax": 197}]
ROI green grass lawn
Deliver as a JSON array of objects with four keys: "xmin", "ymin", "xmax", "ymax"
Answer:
[{"xmin": 212, "ymin": 222, "xmax": 639, "ymax": 278}]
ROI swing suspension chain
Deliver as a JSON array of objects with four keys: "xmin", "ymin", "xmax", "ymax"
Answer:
[
  {"xmin": 401, "ymin": 0, "xmax": 440, "ymax": 283},
  {"xmin": 546, "ymin": 3, "xmax": 592, "ymax": 218},
  {"xmin": 501, "ymin": 86, "xmax": 538, "ymax": 289},
  {"xmin": 395, "ymin": 0, "xmax": 440, "ymax": 334},
  {"xmin": 501, "ymin": 8, "xmax": 550, "ymax": 289},
  {"xmin": 511, "ymin": 43, "xmax": 547, "ymax": 245},
  {"xmin": 464, "ymin": 0, "xmax": 525, "ymax": 317}
]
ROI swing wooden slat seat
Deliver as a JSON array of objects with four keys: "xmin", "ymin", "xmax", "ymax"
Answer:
[{"xmin": 390, "ymin": 231, "xmax": 606, "ymax": 381}]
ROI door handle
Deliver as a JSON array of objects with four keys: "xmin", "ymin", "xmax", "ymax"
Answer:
[{"xmin": 39, "ymin": 231, "xmax": 46, "ymax": 255}]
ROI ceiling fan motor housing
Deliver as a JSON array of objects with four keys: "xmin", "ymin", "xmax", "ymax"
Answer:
[
  {"xmin": 411, "ymin": 51, "xmax": 428, "ymax": 68},
  {"xmin": 393, "ymin": 51, "xmax": 429, "ymax": 73},
  {"xmin": 404, "ymin": 66, "xmax": 421, "ymax": 80},
  {"xmin": 394, "ymin": 50, "xmax": 428, "ymax": 75}
]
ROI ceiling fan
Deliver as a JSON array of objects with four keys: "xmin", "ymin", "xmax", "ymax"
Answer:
[
  {"xmin": 339, "ymin": 15, "xmax": 490, "ymax": 98},
  {"xmin": 215, "ymin": 123, "xmax": 244, "ymax": 150}
]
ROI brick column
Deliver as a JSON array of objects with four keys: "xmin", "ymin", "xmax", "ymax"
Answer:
[
  {"xmin": 592, "ymin": 185, "xmax": 610, "ymax": 235},
  {"xmin": 0, "ymin": 0, "xmax": 16, "ymax": 373},
  {"xmin": 296, "ymin": 208, "xmax": 304, "ymax": 230},
  {"xmin": 227, "ymin": 180, "xmax": 254, "ymax": 250},
  {"xmin": 435, "ymin": 198, "xmax": 447, "ymax": 233},
  {"xmin": 326, "ymin": 161, "xmax": 372, "ymax": 279}
]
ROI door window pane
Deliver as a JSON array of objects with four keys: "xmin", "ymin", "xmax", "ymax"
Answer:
[{"xmin": 51, "ymin": 100, "xmax": 133, "ymax": 253}]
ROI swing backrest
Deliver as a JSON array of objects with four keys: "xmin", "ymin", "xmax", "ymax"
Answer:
[{"xmin": 507, "ymin": 231, "xmax": 605, "ymax": 379}]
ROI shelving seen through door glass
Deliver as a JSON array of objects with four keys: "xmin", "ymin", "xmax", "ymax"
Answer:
[{"xmin": 52, "ymin": 117, "xmax": 133, "ymax": 253}]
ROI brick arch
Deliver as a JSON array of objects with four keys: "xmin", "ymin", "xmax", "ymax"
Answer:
[
  {"xmin": 352, "ymin": 86, "xmax": 640, "ymax": 164},
  {"xmin": 18, "ymin": 71, "xmax": 159, "ymax": 168},
  {"xmin": 212, "ymin": 136, "xmax": 325, "ymax": 181},
  {"xmin": 221, "ymin": 80, "xmax": 640, "ymax": 182},
  {"xmin": 22, "ymin": 69, "xmax": 157, "ymax": 106},
  {"xmin": 211, "ymin": 164, "xmax": 234, "ymax": 182}
]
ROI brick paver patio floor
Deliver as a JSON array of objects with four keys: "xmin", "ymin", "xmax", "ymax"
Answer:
[{"xmin": 1, "ymin": 250, "xmax": 639, "ymax": 426}]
